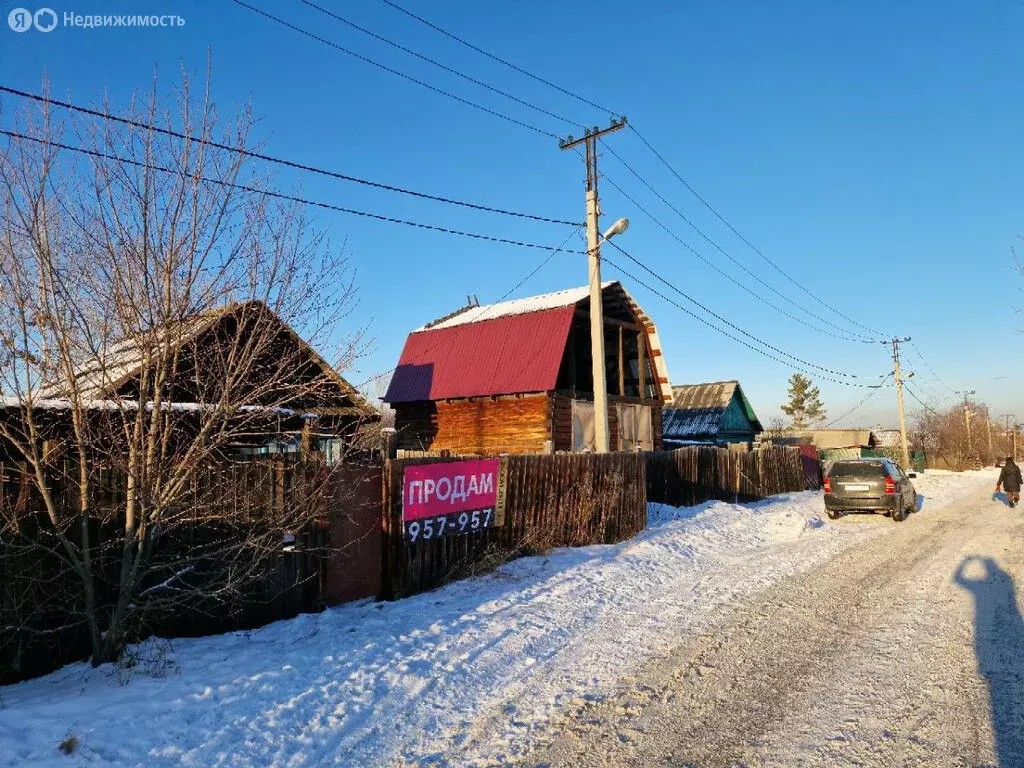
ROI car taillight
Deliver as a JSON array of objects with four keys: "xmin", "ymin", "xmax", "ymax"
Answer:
[
  {"xmin": 885, "ymin": 476, "xmax": 896, "ymax": 495},
  {"xmin": 823, "ymin": 477, "xmax": 831, "ymax": 493}
]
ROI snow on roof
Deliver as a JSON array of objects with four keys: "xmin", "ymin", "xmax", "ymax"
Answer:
[
  {"xmin": 663, "ymin": 381, "xmax": 762, "ymax": 437},
  {"xmin": 0, "ymin": 396, "xmax": 304, "ymax": 416},
  {"xmin": 416, "ymin": 282, "xmax": 616, "ymax": 332},
  {"xmin": 32, "ymin": 301, "xmax": 371, "ymax": 414}
]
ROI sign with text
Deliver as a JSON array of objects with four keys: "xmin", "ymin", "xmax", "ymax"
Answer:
[{"xmin": 402, "ymin": 459, "xmax": 505, "ymax": 543}]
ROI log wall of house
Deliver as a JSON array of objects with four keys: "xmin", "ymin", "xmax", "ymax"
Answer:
[{"xmin": 393, "ymin": 394, "xmax": 552, "ymax": 455}]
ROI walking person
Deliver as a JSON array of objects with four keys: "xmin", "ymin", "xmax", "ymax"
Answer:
[{"xmin": 996, "ymin": 456, "xmax": 1023, "ymax": 508}]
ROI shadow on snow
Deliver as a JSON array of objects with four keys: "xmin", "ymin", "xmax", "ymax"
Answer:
[{"xmin": 953, "ymin": 556, "xmax": 1024, "ymax": 767}]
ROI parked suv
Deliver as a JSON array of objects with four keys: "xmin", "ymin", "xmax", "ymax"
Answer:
[{"xmin": 823, "ymin": 458, "xmax": 916, "ymax": 522}]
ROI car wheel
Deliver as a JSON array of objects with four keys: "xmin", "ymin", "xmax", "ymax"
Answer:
[
  {"xmin": 826, "ymin": 508, "xmax": 841, "ymax": 520},
  {"xmin": 892, "ymin": 505, "xmax": 906, "ymax": 522}
]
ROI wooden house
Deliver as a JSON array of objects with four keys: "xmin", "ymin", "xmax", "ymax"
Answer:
[
  {"xmin": 2, "ymin": 301, "xmax": 374, "ymax": 461},
  {"xmin": 383, "ymin": 282, "xmax": 672, "ymax": 455},
  {"xmin": 662, "ymin": 380, "xmax": 763, "ymax": 447}
]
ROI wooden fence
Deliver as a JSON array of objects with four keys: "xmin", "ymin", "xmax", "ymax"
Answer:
[
  {"xmin": 0, "ymin": 459, "xmax": 331, "ymax": 685},
  {"xmin": 646, "ymin": 446, "xmax": 806, "ymax": 507},
  {"xmin": 3, "ymin": 445, "xmax": 809, "ymax": 684},
  {"xmin": 381, "ymin": 452, "xmax": 647, "ymax": 599}
]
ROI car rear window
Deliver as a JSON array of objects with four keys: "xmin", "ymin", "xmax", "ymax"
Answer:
[{"xmin": 828, "ymin": 461, "xmax": 886, "ymax": 478}]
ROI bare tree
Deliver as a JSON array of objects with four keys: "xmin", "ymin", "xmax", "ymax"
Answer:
[
  {"xmin": 0, "ymin": 73, "xmax": 368, "ymax": 668},
  {"xmin": 912, "ymin": 398, "xmax": 994, "ymax": 471}
]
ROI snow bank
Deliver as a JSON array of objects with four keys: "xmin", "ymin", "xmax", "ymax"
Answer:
[{"xmin": 0, "ymin": 470, "xmax": 994, "ymax": 767}]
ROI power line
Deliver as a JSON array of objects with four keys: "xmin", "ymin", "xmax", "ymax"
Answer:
[
  {"xmin": 0, "ymin": 85, "xmax": 578, "ymax": 227},
  {"xmin": 598, "ymin": 161, "xmax": 876, "ymax": 345},
  {"xmin": 377, "ymin": 0, "xmax": 616, "ymax": 116},
  {"xmin": 600, "ymin": 238, "xmax": 886, "ymax": 387},
  {"xmin": 601, "ymin": 139, "xmax": 880, "ymax": 343},
  {"xmin": 600, "ymin": 249, "xmax": 883, "ymax": 389},
  {"xmin": 355, "ymin": 226, "xmax": 582, "ymax": 391},
  {"xmin": 824, "ymin": 382, "xmax": 890, "ymax": 428},
  {"xmin": 230, "ymin": 0, "xmax": 557, "ymax": 139},
  {"xmin": 627, "ymin": 124, "xmax": 887, "ymax": 339},
  {"xmin": 300, "ymin": 0, "xmax": 583, "ymax": 129},
  {"xmin": 907, "ymin": 341, "xmax": 958, "ymax": 395},
  {"xmin": 0, "ymin": 129, "xmax": 583, "ymax": 253},
  {"xmin": 903, "ymin": 383, "xmax": 942, "ymax": 416}
]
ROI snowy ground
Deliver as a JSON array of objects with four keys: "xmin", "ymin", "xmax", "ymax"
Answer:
[{"xmin": 0, "ymin": 470, "xmax": 995, "ymax": 767}]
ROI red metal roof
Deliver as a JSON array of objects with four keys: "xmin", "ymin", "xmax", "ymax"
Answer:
[{"xmin": 384, "ymin": 307, "xmax": 575, "ymax": 403}]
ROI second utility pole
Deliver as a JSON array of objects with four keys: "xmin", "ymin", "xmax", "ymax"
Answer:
[
  {"xmin": 886, "ymin": 337, "xmax": 912, "ymax": 470},
  {"xmin": 957, "ymin": 390, "xmax": 976, "ymax": 462},
  {"xmin": 560, "ymin": 118, "xmax": 627, "ymax": 453}
]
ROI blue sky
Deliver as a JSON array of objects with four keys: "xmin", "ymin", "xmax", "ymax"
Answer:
[{"xmin": 2, "ymin": 0, "xmax": 1022, "ymax": 427}]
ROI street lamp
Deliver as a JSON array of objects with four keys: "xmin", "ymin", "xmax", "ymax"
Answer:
[{"xmin": 602, "ymin": 217, "xmax": 630, "ymax": 241}]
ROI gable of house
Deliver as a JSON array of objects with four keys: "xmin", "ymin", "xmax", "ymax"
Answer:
[{"xmin": 38, "ymin": 301, "xmax": 370, "ymax": 417}]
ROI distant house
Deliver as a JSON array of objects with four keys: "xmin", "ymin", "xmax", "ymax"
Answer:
[
  {"xmin": 383, "ymin": 282, "xmax": 672, "ymax": 455},
  {"xmin": 774, "ymin": 429, "xmax": 876, "ymax": 451},
  {"xmin": 662, "ymin": 380, "xmax": 763, "ymax": 447}
]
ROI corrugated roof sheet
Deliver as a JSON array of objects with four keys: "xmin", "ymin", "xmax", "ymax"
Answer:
[
  {"xmin": 418, "ymin": 282, "xmax": 613, "ymax": 331},
  {"xmin": 386, "ymin": 281, "xmax": 674, "ymax": 404},
  {"xmin": 663, "ymin": 406, "xmax": 727, "ymax": 438},
  {"xmin": 669, "ymin": 381, "xmax": 739, "ymax": 410},
  {"xmin": 384, "ymin": 307, "xmax": 575, "ymax": 403}
]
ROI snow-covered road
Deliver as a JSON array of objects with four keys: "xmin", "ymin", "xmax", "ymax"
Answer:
[
  {"xmin": 0, "ymin": 470, "xmax": 998, "ymax": 767},
  {"xmin": 540, "ymin": 471, "xmax": 1024, "ymax": 767}
]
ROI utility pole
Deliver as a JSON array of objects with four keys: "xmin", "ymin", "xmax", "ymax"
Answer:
[
  {"xmin": 884, "ymin": 337, "xmax": 912, "ymax": 470},
  {"xmin": 560, "ymin": 117, "xmax": 628, "ymax": 453},
  {"xmin": 957, "ymin": 390, "xmax": 976, "ymax": 463},
  {"xmin": 984, "ymin": 406, "xmax": 993, "ymax": 459},
  {"xmin": 1002, "ymin": 414, "xmax": 1015, "ymax": 460}
]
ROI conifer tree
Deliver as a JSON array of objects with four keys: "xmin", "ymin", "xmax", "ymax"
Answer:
[{"xmin": 781, "ymin": 374, "xmax": 827, "ymax": 428}]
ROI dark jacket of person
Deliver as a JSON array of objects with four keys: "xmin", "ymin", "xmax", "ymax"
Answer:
[{"xmin": 998, "ymin": 459, "xmax": 1023, "ymax": 492}]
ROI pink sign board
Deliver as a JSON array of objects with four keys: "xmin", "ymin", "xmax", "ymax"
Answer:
[{"xmin": 402, "ymin": 458, "xmax": 501, "ymax": 522}]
